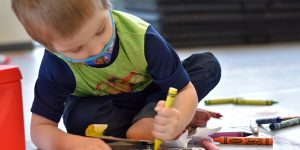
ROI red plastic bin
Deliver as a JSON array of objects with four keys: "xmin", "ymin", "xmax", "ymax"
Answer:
[{"xmin": 0, "ymin": 65, "xmax": 25, "ymax": 150}]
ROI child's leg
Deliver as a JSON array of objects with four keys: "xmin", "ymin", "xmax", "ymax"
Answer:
[
  {"xmin": 127, "ymin": 52, "xmax": 221, "ymax": 139},
  {"xmin": 126, "ymin": 118, "xmax": 154, "ymax": 140},
  {"xmin": 126, "ymin": 102, "xmax": 158, "ymax": 140},
  {"xmin": 63, "ymin": 95, "xmax": 143, "ymax": 138},
  {"xmin": 182, "ymin": 52, "xmax": 221, "ymax": 127},
  {"xmin": 182, "ymin": 52, "xmax": 221, "ymax": 101}
]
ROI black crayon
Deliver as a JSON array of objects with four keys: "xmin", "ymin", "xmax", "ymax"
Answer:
[{"xmin": 256, "ymin": 117, "xmax": 283, "ymax": 124}]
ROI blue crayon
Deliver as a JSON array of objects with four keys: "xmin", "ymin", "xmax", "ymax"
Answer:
[
  {"xmin": 256, "ymin": 117, "xmax": 283, "ymax": 124},
  {"xmin": 269, "ymin": 117, "xmax": 300, "ymax": 130}
]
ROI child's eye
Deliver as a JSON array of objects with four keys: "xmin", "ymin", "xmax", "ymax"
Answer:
[
  {"xmin": 95, "ymin": 31, "xmax": 103, "ymax": 36},
  {"xmin": 72, "ymin": 47, "xmax": 82, "ymax": 53},
  {"xmin": 73, "ymin": 50, "xmax": 80, "ymax": 53},
  {"xmin": 95, "ymin": 26, "xmax": 105, "ymax": 36}
]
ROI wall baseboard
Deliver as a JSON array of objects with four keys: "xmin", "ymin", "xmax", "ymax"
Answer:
[{"xmin": 0, "ymin": 42, "xmax": 34, "ymax": 51}]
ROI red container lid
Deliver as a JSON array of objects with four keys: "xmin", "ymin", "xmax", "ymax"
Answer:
[{"xmin": 0, "ymin": 65, "xmax": 22, "ymax": 84}]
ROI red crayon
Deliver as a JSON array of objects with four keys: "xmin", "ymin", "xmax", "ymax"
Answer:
[{"xmin": 209, "ymin": 132, "xmax": 252, "ymax": 138}]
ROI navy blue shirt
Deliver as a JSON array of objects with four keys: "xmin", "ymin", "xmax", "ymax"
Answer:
[{"xmin": 31, "ymin": 25, "xmax": 190, "ymax": 123}]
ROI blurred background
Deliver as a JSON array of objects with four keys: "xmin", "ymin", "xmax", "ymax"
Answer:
[
  {"xmin": 117, "ymin": 0, "xmax": 300, "ymax": 47},
  {"xmin": 1, "ymin": 0, "xmax": 300, "ymax": 149},
  {"xmin": 1, "ymin": 0, "xmax": 300, "ymax": 50}
]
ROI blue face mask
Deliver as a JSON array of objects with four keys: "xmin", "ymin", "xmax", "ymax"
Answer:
[{"xmin": 59, "ymin": 11, "xmax": 115, "ymax": 65}]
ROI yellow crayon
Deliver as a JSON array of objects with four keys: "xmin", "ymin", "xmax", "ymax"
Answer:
[
  {"xmin": 204, "ymin": 98, "xmax": 235, "ymax": 105},
  {"xmin": 205, "ymin": 97, "xmax": 278, "ymax": 105},
  {"xmin": 85, "ymin": 124, "xmax": 108, "ymax": 137},
  {"xmin": 154, "ymin": 87, "xmax": 178, "ymax": 150},
  {"xmin": 234, "ymin": 99, "xmax": 278, "ymax": 105}
]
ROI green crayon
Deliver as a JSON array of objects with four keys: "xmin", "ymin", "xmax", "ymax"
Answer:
[
  {"xmin": 204, "ymin": 98, "xmax": 234, "ymax": 105},
  {"xmin": 233, "ymin": 99, "xmax": 278, "ymax": 105},
  {"xmin": 269, "ymin": 117, "xmax": 300, "ymax": 130}
]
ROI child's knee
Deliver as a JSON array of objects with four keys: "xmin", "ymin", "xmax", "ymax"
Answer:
[
  {"xmin": 194, "ymin": 52, "xmax": 221, "ymax": 82},
  {"xmin": 126, "ymin": 126, "xmax": 137, "ymax": 139},
  {"xmin": 183, "ymin": 52, "xmax": 221, "ymax": 100},
  {"xmin": 126, "ymin": 118, "xmax": 154, "ymax": 140},
  {"xmin": 183, "ymin": 52, "xmax": 221, "ymax": 80},
  {"xmin": 208, "ymin": 53, "xmax": 221, "ymax": 85}
]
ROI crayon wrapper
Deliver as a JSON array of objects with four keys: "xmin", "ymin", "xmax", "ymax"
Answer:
[
  {"xmin": 234, "ymin": 99, "xmax": 273, "ymax": 105},
  {"xmin": 270, "ymin": 118, "xmax": 300, "ymax": 130},
  {"xmin": 214, "ymin": 137, "xmax": 273, "ymax": 145},
  {"xmin": 205, "ymin": 99, "xmax": 234, "ymax": 105}
]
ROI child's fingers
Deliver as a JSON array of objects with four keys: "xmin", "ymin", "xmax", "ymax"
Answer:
[
  {"xmin": 198, "ymin": 108, "xmax": 223, "ymax": 118},
  {"xmin": 189, "ymin": 110, "xmax": 212, "ymax": 127},
  {"xmin": 152, "ymin": 130, "xmax": 173, "ymax": 141},
  {"xmin": 153, "ymin": 120, "xmax": 168, "ymax": 132},
  {"xmin": 153, "ymin": 115, "xmax": 174, "ymax": 140},
  {"xmin": 154, "ymin": 100, "xmax": 165, "ymax": 112},
  {"xmin": 153, "ymin": 107, "xmax": 182, "ymax": 140},
  {"xmin": 152, "ymin": 123, "xmax": 175, "ymax": 140},
  {"xmin": 154, "ymin": 110, "xmax": 174, "ymax": 126},
  {"xmin": 195, "ymin": 110, "xmax": 211, "ymax": 121},
  {"xmin": 208, "ymin": 111, "xmax": 223, "ymax": 118},
  {"xmin": 156, "ymin": 108, "xmax": 175, "ymax": 118}
]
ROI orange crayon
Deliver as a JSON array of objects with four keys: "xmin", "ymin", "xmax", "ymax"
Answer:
[{"xmin": 213, "ymin": 137, "xmax": 273, "ymax": 145}]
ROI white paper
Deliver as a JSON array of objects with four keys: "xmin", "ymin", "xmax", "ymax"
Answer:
[
  {"xmin": 190, "ymin": 127, "xmax": 222, "ymax": 143},
  {"xmin": 163, "ymin": 130, "xmax": 190, "ymax": 148},
  {"xmin": 162, "ymin": 127, "xmax": 221, "ymax": 148}
]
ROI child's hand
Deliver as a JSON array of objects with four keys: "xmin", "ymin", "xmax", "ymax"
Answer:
[
  {"xmin": 189, "ymin": 109, "xmax": 223, "ymax": 128},
  {"xmin": 30, "ymin": 113, "xmax": 111, "ymax": 150},
  {"xmin": 189, "ymin": 109, "xmax": 212, "ymax": 128},
  {"xmin": 152, "ymin": 100, "xmax": 184, "ymax": 141}
]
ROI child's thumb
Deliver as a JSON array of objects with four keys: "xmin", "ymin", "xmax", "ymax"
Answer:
[{"xmin": 154, "ymin": 100, "xmax": 165, "ymax": 112}]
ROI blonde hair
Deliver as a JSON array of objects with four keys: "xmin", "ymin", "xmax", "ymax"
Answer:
[{"xmin": 12, "ymin": 0, "xmax": 111, "ymax": 49}]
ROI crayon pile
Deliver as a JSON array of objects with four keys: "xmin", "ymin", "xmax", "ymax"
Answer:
[
  {"xmin": 205, "ymin": 97, "xmax": 278, "ymax": 106},
  {"xmin": 209, "ymin": 119, "xmax": 275, "ymax": 145},
  {"xmin": 255, "ymin": 116, "xmax": 300, "ymax": 130}
]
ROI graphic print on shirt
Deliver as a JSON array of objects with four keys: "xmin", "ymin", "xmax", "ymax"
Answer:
[
  {"xmin": 93, "ymin": 43, "xmax": 114, "ymax": 65},
  {"xmin": 95, "ymin": 72, "xmax": 146, "ymax": 95}
]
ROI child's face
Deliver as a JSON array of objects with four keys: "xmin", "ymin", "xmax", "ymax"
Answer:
[{"xmin": 51, "ymin": 9, "xmax": 113, "ymax": 61}]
